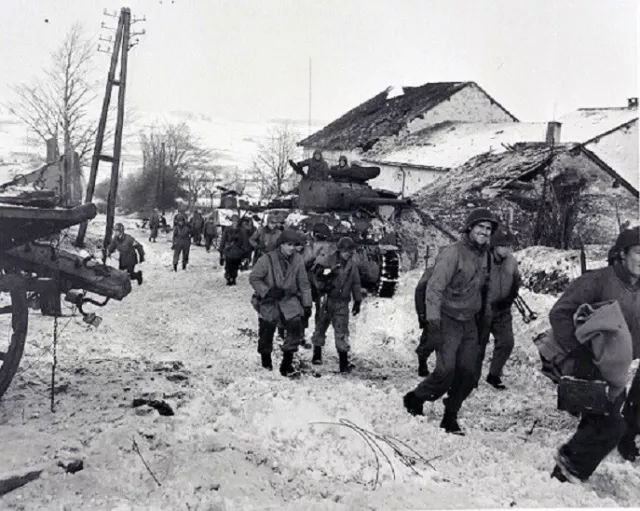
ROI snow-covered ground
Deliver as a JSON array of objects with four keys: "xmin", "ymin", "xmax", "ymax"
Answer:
[{"xmin": 1, "ymin": 217, "xmax": 639, "ymax": 510}]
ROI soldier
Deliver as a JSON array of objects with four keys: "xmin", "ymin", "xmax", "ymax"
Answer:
[
  {"xmin": 172, "ymin": 214, "xmax": 191, "ymax": 272},
  {"xmin": 107, "ymin": 223, "xmax": 145, "ymax": 285},
  {"xmin": 190, "ymin": 209, "xmax": 205, "ymax": 246},
  {"xmin": 249, "ymin": 216, "xmax": 282, "ymax": 266},
  {"xmin": 547, "ymin": 226, "xmax": 640, "ymax": 482},
  {"xmin": 149, "ymin": 208, "xmax": 161, "ymax": 243},
  {"xmin": 476, "ymin": 228, "xmax": 522, "ymax": 390},
  {"xmin": 403, "ymin": 208, "xmax": 498, "ymax": 435},
  {"xmin": 203, "ymin": 214, "xmax": 218, "ymax": 252},
  {"xmin": 173, "ymin": 207, "xmax": 188, "ymax": 227},
  {"xmin": 219, "ymin": 215, "xmax": 250, "ymax": 285},
  {"xmin": 296, "ymin": 150, "xmax": 330, "ymax": 181},
  {"xmin": 310, "ymin": 236, "xmax": 362, "ymax": 373},
  {"xmin": 249, "ymin": 229, "xmax": 312, "ymax": 376}
]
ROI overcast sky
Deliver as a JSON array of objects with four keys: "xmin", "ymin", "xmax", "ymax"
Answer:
[{"xmin": 1, "ymin": 0, "xmax": 637, "ymax": 124}]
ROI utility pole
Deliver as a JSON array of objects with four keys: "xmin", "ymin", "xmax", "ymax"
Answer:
[
  {"xmin": 155, "ymin": 141, "xmax": 166, "ymax": 214},
  {"xmin": 75, "ymin": 7, "xmax": 146, "ymax": 248}
]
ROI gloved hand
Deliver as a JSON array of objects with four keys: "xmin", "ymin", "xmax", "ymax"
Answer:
[
  {"xmin": 303, "ymin": 306, "xmax": 312, "ymax": 320},
  {"xmin": 418, "ymin": 314, "xmax": 426, "ymax": 330},
  {"xmin": 352, "ymin": 301, "xmax": 361, "ymax": 316},
  {"xmin": 266, "ymin": 287, "xmax": 285, "ymax": 300},
  {"xmin": 427, "ymin": 319, "xmax": 441, "ymax": 334}
]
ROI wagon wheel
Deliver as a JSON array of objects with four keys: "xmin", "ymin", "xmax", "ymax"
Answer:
[{"xmin": 0, "ymin": 289, "xmax": 29, "ymax": 400}]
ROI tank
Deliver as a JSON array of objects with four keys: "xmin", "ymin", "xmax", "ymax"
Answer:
[{"xmin": 256, "ymin": 164, "xmax": 411, "ymax": 298}]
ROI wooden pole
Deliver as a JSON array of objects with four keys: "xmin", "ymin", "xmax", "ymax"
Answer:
[
  {"xmin": 75, "ymin": 12, "xmax": 125, "ymax": 247},
  {"xmin": 104, "ymin": 8, "xmax": 130, "ymax": 250}
]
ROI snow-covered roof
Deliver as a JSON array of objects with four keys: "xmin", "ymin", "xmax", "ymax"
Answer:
[
  {"xmin": 363, "ymin": 121, "xmax": 548, "ymax": 169},
  {"xmin": 557, "ymin": 107, "xmax": 638, "ymax": 143}
]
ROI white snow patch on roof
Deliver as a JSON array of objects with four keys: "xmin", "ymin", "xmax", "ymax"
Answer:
[
  {"xmin": 386, "ymin": 85, "xmax": 405, "ymax": 99},
  {"xmin": 558, "ymin": 107, "xmax": 638, "ymax": 143},
  {"xmin": 367, "ymin": 122, "xmax": 547, "ymax": 168}
]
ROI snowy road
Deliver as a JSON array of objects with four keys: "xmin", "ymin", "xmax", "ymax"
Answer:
[{"xmin": 1, "ymin": 220, "xmax": 639, "ymax": 510}]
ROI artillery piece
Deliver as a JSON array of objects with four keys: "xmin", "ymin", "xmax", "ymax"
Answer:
[
  {"xmin": 252, "ymin": 161, "xmax": 411, "ymax": 298},
  {"xmin": 0, "ymin": 186, "xmax": 132, "ymax": 400}
]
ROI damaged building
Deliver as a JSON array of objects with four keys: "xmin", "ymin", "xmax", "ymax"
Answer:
[{"xmin": 396, "ymin": 141, "xmax": 639, "ymax": 267}]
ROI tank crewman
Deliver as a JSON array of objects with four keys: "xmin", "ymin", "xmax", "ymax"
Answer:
[
  {"xmin": 249, "ymin": 216, "xmax": 283, "ymax": 266},
  {"xmin": 249, "ymin": 229, "xmax": 312, "ymax": 376},
  {"xmin": 475, "ymin": 228, "xmax": 522, "ymax": 390},
  {"xmin": 219, "ymin": 215, "xmax": 250, "ymax": 286},
  {"xmin": 296, "ymin": 150, "xmax": 330, "ymax": 181},
  {"xmin": 107, "ymin": 222, "xmax": 145, "ymax": 285},
  {"xmin": 311, "ymin": 236, "xmax": 362, "ymax": 373},
  {"xmin": 203, "ymin": 214, "xmax": 219, "ymax": 252},
  {"xmin": 403, "ymin": 208, "xmax": 498, "ymax": 435},
  {"xmin": 546, "ymin": 227, "xmax": 640, "ymax": 482},
  {"xmin": 149, "ymin": 208, "xmax": 161, "ymax": 242},
  {"xmin": 172, "ymin": 214, "xmax": 192, "ymax": 272},
  {"xmin": 190, "ymin": 209, "xmax": 205, "ymax": 246}
]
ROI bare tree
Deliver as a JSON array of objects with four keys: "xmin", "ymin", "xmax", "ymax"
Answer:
[
  {"xmin": 6, "ymin": 24, "xmax": 100, "ymax": 166},
  {"xmin": 252, "ymin": 123, "xmax": 301, "ymax": 200}
]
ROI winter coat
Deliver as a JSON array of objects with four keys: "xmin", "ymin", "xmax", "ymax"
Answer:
[
  {"xmin": 149, "ymin": 212, "xmax": 160, "ymax": 228},
  {"xmin": 425, "ymin": 236, "xmax": 490, "ymax": 322},
  {"xmin": 249, "ymin": 226, "xmax": 282, "ymax": 252},
  {"xmin": 549, "ymin": 263, "xmax": 640, "ymax": 358},
  {"xmin": 488, "ymin": 252, "xmax": 522, "ymax": 310},
  {"xmin": 297, "ymin": 157, "xmax": 330, "ymax": 180},
  {"xmin": 107, "ymin": 233, "xmax": 144, "ymax": 268},
  {"xmin": 313, "ymin": 255, "xmax": 362, "ymax": 303},
  {"xmin": 173, "ymin": 224, "xmax": 191, "ymax": 247},
  {"xmin": 249, "ymin": 249, "xmax": 312, "ymax": 322},
  {"xmin": 220, "ymin": 226, "xmax": 249, "ymax": 261},
  {"xmin": 204, "ymin": 219, "xmax": 218, "ymax": 237},
  {"xmin": 190, "ymin": 212, "xmax": 204, "ymax": 232}
]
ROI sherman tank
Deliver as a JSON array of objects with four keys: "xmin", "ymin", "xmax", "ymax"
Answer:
[{"xmin": 251, "ymin": 161, "xmax": 411, "ymax": 298}]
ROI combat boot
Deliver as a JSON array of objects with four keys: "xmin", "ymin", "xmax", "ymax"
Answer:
[
  {"xmin": 403, "ymin": 391, "xmax": 424, "ymax": 416},
  {"xmin": 173, "ymin": 263, "xmax": 177, "ymax": 272},
  {"xmin": 487, "ymin": 374, "xmax": 507, "ymax": 390},
  {"xmin": 440, "ymin": 412, "xmax": 464, "ymax": 435},
  {"xmin": 136, "ymin": 271, "xmax": 143, "ymax": 285},
  {"xmin": 280, "ymin": 351, "xmax": 295, "ymax": 377},
  {"xmin": 418, "ymin": 358, "xmax": 429, "ymax": 377},
  {"xmin": 339, "ymin": 352, "xmax": 353, "ymax": 373},
  {"xmin": 182, "ymin": 262, "xmax": 187, "ymax": 271},
  {"xmin": 618, "ymin": 431, "xmax": 640, "ymax": 461},
  {"xmin": 312, "ymin": 346, "xmax": 322, "ymax": 365},
  {"xmin": 261, "ymin": 353, "xmax": 273, "ymax": 371}
]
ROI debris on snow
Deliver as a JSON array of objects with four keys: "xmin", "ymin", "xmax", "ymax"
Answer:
[{"xmin": 0, "ymin": 466, "xmax": 45, "ymax": 496}]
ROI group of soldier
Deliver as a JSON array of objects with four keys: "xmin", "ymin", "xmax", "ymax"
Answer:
[{"xmin": 103, "ymin": 189, "xmax": 640, "ymax": 487}]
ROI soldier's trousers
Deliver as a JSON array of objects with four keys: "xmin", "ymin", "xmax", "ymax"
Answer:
[
  {"xmin": 258, "ymin": 316, "xmax": 304, "ymax": 354},
  {"xmin": 560, "ymin": 400, "xmax": 626, "ymax": 480},
  {"xmin": 621, "ymin": 364, "xmax": 640, "ymax": 437},
  {"xmin": 173, "ymin": 244, "xmax": 190, "ymax": 266},
  {"xmin": 413, "ymin": 314, "xmax": 479, "ymax": 415},
  {"xmin": 225, "ymin": 258, "xmax": 242, "ymax": 281},
  {"xmin": 416, "ymin": 326, "xmax": 437, "ymax": 360},
  {"xmin": 204, "ymin": 235, "xmax": 217, "ymax": 251},
  {"xmin": 149, "ymin": 226, "xmax": 158, "ymax": 241},
  {"xmin": 119, "ymin": 262, "xmax": 138, "ymax": 280},
  {"xmin": 312, "ymin": 299, "xmax": 351, "ymax": 353},
  {"xmin": 476, "ymin": 308, "xmax": 515, "ymax": 380}
]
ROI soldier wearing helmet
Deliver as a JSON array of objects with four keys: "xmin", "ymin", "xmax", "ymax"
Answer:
[
  {"xmin": 149, "ymin": 208, "xmax": 161, "ymax": 243},
  {"xmin": 249, "ymin": 215, "xmax": 282, "ymax": 266},
  {"xmin": 404, "ymin": 207, "xmax": 499, "ymax": 435},
  {"xmin": 172, "ymin": 213, "xmax": 191, "ymax": 272},
  {"xmin": 546, "ymin": 226, "xmax": 640, "ymax": 482},
  {"xmin": 310, "ymin": 236, "xmax": 362, "ymax": 373},
  {"xmin": 295, "ymin": 150, "xmax": 330, "ymax": 181},
  {"xmin": 106, "ymin": 222, "xmax": 145, "ymax": 285}
]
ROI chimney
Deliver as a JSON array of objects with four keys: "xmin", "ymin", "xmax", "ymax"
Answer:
[
  {"xmin": 628, "ymin": 97, "xmax": 638, "ymax": 108},
  {"xmin": 545, "ymin": 121, "xmax": 562, "ymax": 145}
]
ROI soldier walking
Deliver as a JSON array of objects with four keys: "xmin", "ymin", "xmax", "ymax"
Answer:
[
  {"xmin": 190, "ymin": 209, "xmax": 205, "ymax": 246},
  {"xmin": 249, "ymin": 216, "xmax": 282, "ymax": 266},
  {"xmin": 310, "ymin": 237, "xmax": 362, "ymax": 373},
  {"xmin": 403, "ymin": 208, "xmax": 498, "ymax": 435},
  {"xmin": 172, "ymin": 214, "xmax": 191, "ymax": 272},
  {"xmin": 203, "ymin": 214, "xmax": 218, "ymax": 252},
  {"xmin": 219, "ymin": 215, "xmax": 250, "ymax": 285},
  {"xmin": 475, "ymin": 228, "xmax": 522, "ymax": 390},
  {"xmin": 546, "ymin": 226, "xmax": 640, "ymax": 482},
  {"xmin": 149, "ymin": 208, "xmax": 160, "ymax": 242},
  {"xmin": 107, "ymin": 223, "xmax": 145, "ymax": 285},
  {"xmin": 249, "ymin": 229, "xmax": 312, "ymax": 376}
]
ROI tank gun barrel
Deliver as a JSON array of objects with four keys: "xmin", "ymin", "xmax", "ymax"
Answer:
[{"xmin": 354, "ymin": 197, "xmax": 412, "ymax": 207}]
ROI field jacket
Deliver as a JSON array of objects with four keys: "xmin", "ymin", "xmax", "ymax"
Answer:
[{"xmin": 107, "ymin": 233, "xmax": 144, "ymax": 267}]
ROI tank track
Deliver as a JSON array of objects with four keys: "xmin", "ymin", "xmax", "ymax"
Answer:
[{"xmin": 377, "ymin": 250, "xmax": 400, "ymax": 298}]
